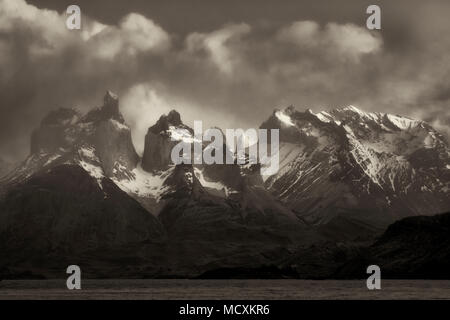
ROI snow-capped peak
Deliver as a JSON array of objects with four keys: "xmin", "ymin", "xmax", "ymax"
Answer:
[
  {"xmin": 262, "ymin": 103, "xmax": 449, "ymax": 222},
  {"xmin": 340, "ymin": 105, "xmax": 365, "ymax": 114}
]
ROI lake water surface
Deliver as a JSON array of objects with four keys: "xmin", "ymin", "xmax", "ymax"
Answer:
[{"xmin": 0, "ymin": 279, "xmax": 449, "ymax": 300}]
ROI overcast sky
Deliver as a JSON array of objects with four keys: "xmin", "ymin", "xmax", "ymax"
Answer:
[{"xmin": 1, "ymin": 0, "xmax": 449, "ymax": 162}]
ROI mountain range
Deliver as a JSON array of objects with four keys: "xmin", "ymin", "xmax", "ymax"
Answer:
[{"xmin": 0, "ymin": 91, "xmax": 448, "ymax": 279}]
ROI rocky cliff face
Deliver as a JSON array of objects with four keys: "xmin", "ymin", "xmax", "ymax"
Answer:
[
  {"xmin": 89, "ymin": 92, "xmax": 139, "ymax": 178},
  {"xmin": 142, "ymin": 110, "xmax": 192, "ymax": 171}
]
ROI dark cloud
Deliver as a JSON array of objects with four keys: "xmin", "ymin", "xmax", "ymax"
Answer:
[{"xmin": 1, "ymin": 0, "xmax": 449, "ymax": 162}]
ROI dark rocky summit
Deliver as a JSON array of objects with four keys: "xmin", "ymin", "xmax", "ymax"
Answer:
[{"xmin": 142, "ymin": 110, "xmax": 191, "ymax": 171}]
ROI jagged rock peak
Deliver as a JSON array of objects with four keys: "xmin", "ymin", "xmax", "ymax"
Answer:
[
  {"xmin": 160, "ymin": 109, "xmax": 182, "ymax": 126},
  {"xmin": 267, "ymin": 105, "xmax": 430, "ymax": 133},
  {"xmin": 284, "ymin": 105, "xmax": 297, "ymax": 115},
  {"xmin": 142, "ymin": 109, "xmax": 193, "ymax": 172},
  {"xmin": 84, "ymin": 90, "xmax": 124, "ymax": 123},
  {"xmin": 104, "ymin": 90, "xmax": 119, "ymax": 106},
  {"xmin": 149, "ymin": 109, "xmax": 183, "ymax": 134}
]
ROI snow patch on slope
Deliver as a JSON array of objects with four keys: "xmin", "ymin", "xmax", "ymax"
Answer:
[
  {"xmin": 386, "ymin": 114, "xmax": 420, "ymax": 130},
  {"xmin": 193, "ymin": 167, "xmax": 233, "ymax": 196},
  {"xmin": 275, "ymin": 110, "xmax": 295, "ymax": 126},
  {"xmin": 77, "ymin": 146, "xmax": 105, "ymax": 189},
  {"xmin": 79, "ymin": 161, "xmax": 104, "ymax": 180},
  {"xmin": 113, "ymin": 163, "xmax": 173, "ymax": 200},
  {"xmin": 78, "ymin": 146, "xmax": 99, "ymax": 162},
  {"xmin": 110, "ymin": 119, "xmax": 130, "ymax": 131},
  {"xmin": 168, "ymin": 126, "xmax": 201, "ymax": 143},
  {"xmin": 315, "ymin": 111, "xmax": 332, "ymax": 123},
  {"xmin": 44, "ymin": 154, "xmax": 61, "ymax": 166}
]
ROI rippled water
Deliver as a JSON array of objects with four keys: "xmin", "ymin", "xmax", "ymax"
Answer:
[{"xmin": 0, "ymin": 279, "xmax": 449, "ymax": 299}]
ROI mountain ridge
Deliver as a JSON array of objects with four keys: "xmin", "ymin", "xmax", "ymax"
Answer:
[
  {"xmin": 0, "ymin": 91, "xmax": 448, "ymax": 278},
  {"xmin": 260, "ymin": 104, "xmax": 449, "ymax": 224},
  {"xmin": 2, "ymin": 92, "xmax": 448, "ymax": 224}
]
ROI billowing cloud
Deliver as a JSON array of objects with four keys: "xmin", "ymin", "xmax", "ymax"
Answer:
[
  {"xmin": 0, "ymin": 0, "xmax": 449, "ymax": 163},
  {"xmin": 277, "ymin": 21, "xmax": 382, "ymax": 61},
  {"xmin": 0, "ymin": 0, "xmax": 170, "ymax": 64},
  {"xmin": 87, "ymin": 13, "xmax": 170, "ymax": 60},
  {"xmin": 0, "ymin": 0, "xmax": 171, "ymax": 161},
  {"xmin": 185, "ymin": 23, "xmax": 250, "ymax": 75},
  {"xmin": 121, "ymin": 84, "xmax": 176, "ymax": 154}
]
